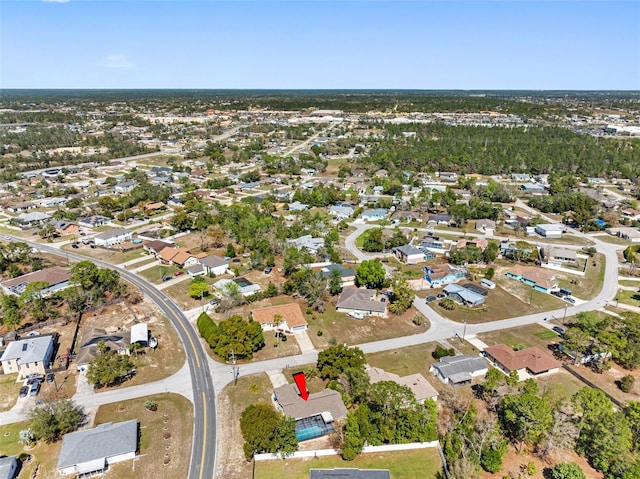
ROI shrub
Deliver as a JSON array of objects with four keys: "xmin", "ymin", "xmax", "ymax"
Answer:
[
  {"xmin": 432, "ymin": 345, "xmax": 455, "ymax": 360},
  {"xmin": 438, "ymin": 298, "xmax": 456, "ymax": 310},
  {"xmin": 527, "ymin": 461, "xmax": 536, "ymax": 475},
  {"xmin": 144, "ymin": 400, "xmax": 158, "ymax": 411},
  {"xmin": 413, "ymin": 314, "xmax": 424, "ymax": 326},
  {"xmin": 485, "ymin": 267, "xmax": 495, "ymax": 280},
  {"xmin": 618, "ymin": 374, "xmax": 635, "ymax": 393},
  {"xmin": 317, "ymin": 330, "xmax": 323, "ymax": 337}
]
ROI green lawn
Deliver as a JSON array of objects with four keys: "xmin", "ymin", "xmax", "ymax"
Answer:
[
  {"xmin": 618, "ymin": 279, "xmax": 640, "ymax": 287},
  {"xmin": 0, "ymin": 374, "xmax": 20, "ymax": 412},
  {"xmin": 0, "ymin": 420, "xmax": 63, "ymax": 478},
  {"xmin": 255, "ymin": 447, "xmax": 443, "ymax": 479},
  {"xmin": 305, "ymin": 303, "xmax": 427, "ymax": 349},
  {"xmin": 138, "ymin": 264, "xmax": 181, "ymax": 283},
  {"xmin": 592, "ymin": 234, "xmax": 630, "ymax": 245},
  {"xmin": 478, "ymin": 323, "xmax": 562, "ymax": 351},
  {"xmin": 429, "ymin": 283, "xmax": 564, "ymax": 324},
  {"xmin": 366, "ymin": 343, "xmax": 442, "ymax": 379},
  {"xmin": 355, "ymin": 230, "xmax": 370, "ymax": 249},
  {"xmin": 616, "ymin": 289, "xmax": 640, "ymax": 307}
]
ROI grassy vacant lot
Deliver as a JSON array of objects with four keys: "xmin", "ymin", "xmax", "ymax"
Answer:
[
  {"xmin": 592, "ymin": 234, "xmax": 630, "ymax": 245},
  {"xmin": 216, "ymin": 373, "xmax": 273, "ymax": 479},
  {"xmin": 477, "ymin": 324, "xmax": 562, "ymax": 351},
  {"xmin": 305, "ymin": 303, "xmax": 427, "ymax": 349},
  {"xmin": 555, "ymin": 253, "xmax": 605, "ymax": 300},
  {"xmin": 61, "ymin": 243, "xmax": 146, "ymax": 264},
  {"xmin": 94, "ymin": 393, "xmax": 193, "ymax": 479},
  {"xmin": 0, "ymin": 420, "xmax": 62, "ymax": 477},
  {"xmin": 615, "ymin": 289, "xmax": 640, "ymax": 307},
  {"xmin": 0, "ymin": 374, "xmax": 20, "ymax": 412},
  {"xmin": 536, "ymin": 370, "xmax": 588, "ymax": 401},
  {"xmin": 255, "ymin": 447, "xmax": 443, "ymax": 479},
  {"xmin": 429, "ymin": 283, "xmax": 563, "ymax": 324},
  {"xmin": 138, "ymin": 264, "xmax": 182, "ymax": 284}
]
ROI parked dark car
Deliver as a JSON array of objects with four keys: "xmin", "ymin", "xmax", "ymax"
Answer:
[
  {"xmin": 552, "ymin": 326, "xmax": 566, "ymax": 336},
  {"xmin": 162, "ymin": 276, "xmax": 173, "ymax": 282},
  {"xmin": 19, "ymin": 386, "xmax": 28, "ymax": 398},
  {"xmin": 71, "ymin": 243, "xmax": 79, "ymax": 249},
  {"xmin": 29, "ymin": 382, "xmax": 40, "ymax": 397},
  {"xmin": 564, "ymin": 296, "xmax": 576, "ymax": 304},
  {"xmin": 46, "ymin": 373, "xmax": 55, "ymax": 383},
  {"xmin": 425, "ymin": 295, "xmax": 437, "ymax": 303},
  {"xmin": 26, "ymin": 375, "xmax": 43, "ymax": 385}
]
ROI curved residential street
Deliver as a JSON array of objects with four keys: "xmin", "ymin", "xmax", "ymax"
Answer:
[
  {"xmin": 0, "ymin": 223, "xmax": 625, "ymax": 479},
  {"xmin": 1, "ymin": 237, "xmax": 216, "ymax": 479}
]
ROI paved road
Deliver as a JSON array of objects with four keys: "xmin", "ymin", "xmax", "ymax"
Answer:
[{"xmin": 7, "ymin": 237, "xmax": 217, "ymax": 479}]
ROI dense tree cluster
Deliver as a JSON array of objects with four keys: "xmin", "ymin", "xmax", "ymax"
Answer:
[
  {"xmin": 86, "ymin": 348, "xmax": 136, "ymax": 388},
  {"xmin": 355, "ymin": 260, "xmax": 386, "ymax": 290},
  {"xmin": 28, "ymin": 399, "xmax": 84, "ymax": 443},
  {"xmin": 563, "ymin": 311, "xmax": 640, "ymax": 370},
  {"xmin": 362, "ymin": 123, "xmax": 639, "ymax": 178},
  {"xmin": 196, "ymin": 313, "xmax": 264, "ymax": 360},
  {"xmin": 239, "ymin": 404, "xmax": 298, "ymax": 460}
]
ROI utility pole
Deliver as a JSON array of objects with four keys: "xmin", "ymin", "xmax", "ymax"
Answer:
[
  {"xmin": 462, "ymin": 319, "xmax": 467, "ymax": 342},
  {"xmin": 229, "ymin": 349, "xmax": 239, "ymax": 385},
  {"xmin": 563, "ymin": 303, "xmax": 568, "ymax": 324}
]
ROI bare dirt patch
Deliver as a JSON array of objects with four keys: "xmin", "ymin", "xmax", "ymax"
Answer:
[{"xmin": 80, "ymin": 296, "xmax": 185, "ymax": 388}]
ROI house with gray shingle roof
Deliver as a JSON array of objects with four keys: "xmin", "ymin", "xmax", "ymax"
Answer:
[
  {"xmin": 336, "ymin": 288, "xmax": 387, "ymax": 318},
  {"xmin": 57, "ymin": 420, "xmax": 138, "ymax": 476},
  {"xmin": 430, "ymin": 355, "xmax": 489, "ymax": 385},
  {"xmin": 0, "ymin": 334, "xmax": 55, "ymax": 379}
]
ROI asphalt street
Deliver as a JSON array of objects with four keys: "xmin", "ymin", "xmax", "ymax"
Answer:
[{"xmin": 13, "ymin": 238, "xmax": 216, "ymax": 479}]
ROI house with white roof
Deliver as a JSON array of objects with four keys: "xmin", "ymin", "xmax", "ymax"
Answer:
[{"xmin": 93, "ymin": 228, "xmax": 133, "ymax": 247}]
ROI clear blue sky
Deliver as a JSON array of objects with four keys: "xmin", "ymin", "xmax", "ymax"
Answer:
[{"xmin": 2, "ymin": 0, "xmax": 639, "ymax": 89}]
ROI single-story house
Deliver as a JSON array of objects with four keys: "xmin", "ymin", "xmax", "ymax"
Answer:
[
  {"xmin": 142, "ymin": 239, "xmax": 173, "ymax": 256},
  {"xmin": 361, "ymin": 208, "xmax": 388, "ymax": 222},
  {"xmin": 419, "ymin": 236, "xmax": 451, "ymax": 254},
  {"xmin": 1, "ymin": 266, "xmax": 71, "ymax": 296},
  {"xmin": 273, "ymin": 381, "xmax": 347, "ymax": 439},
  {"xmin": 443, "ymin": 284, "xmax": 486, "ymax": 307},
  {"xmin": 475, "ymin": 219, "xmax": 496, "ymax": 235},
  {"xmin": 0, "ymin": 456, "xmax": 18, "ymax": 479},
  {"xmin": 130, "ymin": 323, "xmax": 149, "ymax": 347},
  {"xmin": 456, "ymin": 238, "xmax": 489, "ymax": 250},
  {"xmin": 114, "ymin": 181, "xmax": 138, "ymax": 194},
  {"xmin": 78, "ymin": 215, "xmax": 110, "ymax": 229},
  {"xmin": 198, "ymin": 255, "xmax": 229, "ymax": 276},
  {"xmin": 288, "ymin": 201, "xmax": 309, "ymax": 212},
  {"xmin": 366, "ymin": 366, "xmax": 438, "ymax": 402},
  {"xmin": 506, "ymin": 265, "xmax": 557, "ymax": 293},
  {"xmin": 535, "ymin": 223, "xmax": 564, "ymax": 238},
  {"xmin": 16, "ymin": 212, "xmax": 52, "ymax": 227},
  {"xmin": 214, "ymin": 278, "xmax": 261, "ymax": 297},
  {"xmin": 319, "ymin": 264, "xmax": 356, "ymax": 286},
  {"xmin": 251, "ymin": 303, "xmax": 308, "ymax": 334},
  {"xmin": 328, "ymin": 205, "xmax": 355, "ymax": 221},
  {"xmin": 393, "ymin": 244, "xmax": 426, "ymax": 264},
  {"xmin": 310, "ymin": 470, "xmax": 390, "ymax": 479},
  {"xmin": 423, "ymin": 264, "xmax": 466, "ymax": 286},
  {"xmin": 287, "ymin": 235, "xmax": 324, "ymax": 254},
  {"xmin": 93, "ymin": 228, "xmax": 133, "ymax": 247},
  {"xmin": 336, "ymin": 288, "xmax": 387, "ymax": 318},
  {"xmin": 393, "ymin": 211, "xmax": 422, "ymax": 223},
  {"xmin": 49, "ymin": 220, "xmax": 80, "ymax": 237},
  {"xmin": 546, "ymin": 247, "xmax": 578, "ymax": 266},
  {"xmin": 0, "ymin": 334, "xmax": 55, "ymax": 379},
  {"xmin": 56, "ymin": 420, "xmax": 138, "ymax": 476},
  {"xmin": 76, "ymin": 328, "xmax": 130, "ymax": 371},
  {"xmin": 587, "ymin": 177, "xmax": 606, "ymax": 184},
  {"xmin": 484, "ymin": 344, "xmax": 561, "ymax": 381},
  {"xmin": 520, "ymin": 183, "xmax": 546, "ymax": 193},
  {"xmin": 611, "ymin": 227, "xmax": 640, "ymax": 243},
  {"xmin": 427, "ymin": 214, "xmax": 452, "ymax": 225},
  {"xmin": 430, "ymin": 355, "xmax": 489, "ymax": 385},
  {"xmin": 5, "ymin": 201, "xmax": 36, "ymax": 213}
]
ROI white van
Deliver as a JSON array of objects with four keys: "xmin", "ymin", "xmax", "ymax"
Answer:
[{"xmin": 480, "ymin": 279, "xmax": 496, "ymax": 289}]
